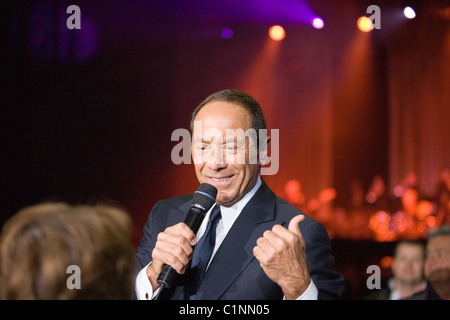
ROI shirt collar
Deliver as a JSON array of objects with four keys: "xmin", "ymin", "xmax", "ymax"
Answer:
[{"xmin": 213, "ymin": 176, "xmax": 262, "ymax": 232}]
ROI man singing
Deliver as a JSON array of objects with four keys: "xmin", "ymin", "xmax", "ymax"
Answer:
[{"xmin": 135, "ymin": 89, "xmax": 345, "ymax": 300}]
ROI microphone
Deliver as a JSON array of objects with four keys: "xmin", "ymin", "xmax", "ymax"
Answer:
[{"xmin": 156, "ymin": 183, "xmax": 218, "ymax": 293}]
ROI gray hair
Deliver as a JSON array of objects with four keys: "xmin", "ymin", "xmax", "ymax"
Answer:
[{"xmin": 427, "ymin": 225, "xmax": 450, "ymax": 241}]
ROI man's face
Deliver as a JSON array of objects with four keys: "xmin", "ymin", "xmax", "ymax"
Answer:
[
  {"xmin": 391, "ymin": 243, "xmax": 425, "ymax": 285},
  {"xmin": 425, "ymin": 235, "xmax": 450, "ymax": 283},
  {"xmin": 191, "ymin": 101, "xmax": 260, "ymax": 207}
]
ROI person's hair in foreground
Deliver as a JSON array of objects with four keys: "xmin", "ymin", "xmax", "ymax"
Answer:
[{"xmin": 0, "ymin": 202, "xmax": 135, "ymax": 299}]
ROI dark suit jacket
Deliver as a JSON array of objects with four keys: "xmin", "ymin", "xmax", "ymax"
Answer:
[
  {"xmin": 136, "ymin": 181, "xmax": 345, "ymax": 300},
  {"xmin": 405, "ymin": 284, "xmax": 442, "ymax": 300}
]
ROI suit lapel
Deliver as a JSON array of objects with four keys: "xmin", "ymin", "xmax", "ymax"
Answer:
[{"xmin": 196, "ymin": 182, "xmax": 278, "ymax": 299}]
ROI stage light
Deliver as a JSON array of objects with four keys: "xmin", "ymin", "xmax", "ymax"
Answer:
[
  {"xmin": 221, "ymin": 28, "xmax": 233, "ymax": 39},
  {"xmin": 312, "ymin": 17, "xmax": 324, "ymax": 29},
  {"xmin": 357, "ymin": 16, "xmax": 374, "ymax": 32},
  {"xmin": 268, "ymin": 25, "xmax": 285, "ymax": 41},
  {"xmin": 403, "ymin": 6, "xmax": 416, "ymax": 19}
]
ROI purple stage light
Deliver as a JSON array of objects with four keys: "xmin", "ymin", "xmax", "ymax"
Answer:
[{"xmin": 221, "ymin": 28, "xmax": 233, "ymax": 39}]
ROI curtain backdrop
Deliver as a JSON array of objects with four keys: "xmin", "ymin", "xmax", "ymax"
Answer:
[{"xmin": 388, "ymin": 11, "xmax": 450, "ymax": 198}]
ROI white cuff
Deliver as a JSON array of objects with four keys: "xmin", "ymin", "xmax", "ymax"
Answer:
[
  {"xmin": 135, "ymin": 263, "xmax": 155, "ymax": 300},
  {"xmin": 284, "ymin": 279, "xmax": 319, "ymax": 300}
]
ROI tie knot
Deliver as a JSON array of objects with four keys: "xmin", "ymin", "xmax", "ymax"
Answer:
[{"xmin": 209, "ymin": 205, "xmax": 221, "ymax": 224}]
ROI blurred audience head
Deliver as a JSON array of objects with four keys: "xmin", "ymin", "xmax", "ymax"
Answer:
[
  {"xmin": 405, "ymin": 171, "xmax": 418, "ymax": 189},
  {"xmin": 0, "ymin": 202, "xmax": 136, "ymax": 300},
  {"xmin": 284, "ymin": 179, "xmax": 305, "ymax": 206},
  {"xmin": 391, "ymin": 240, "xmax": 426, "ymax": 287},
  {"xmin": 416, "ymin": 200, "xmax": 434, "ymax": 220},
  {"xmin": 401, "ymin": 188, "xmax": 419, "ymax": 213},
  {"xmin": 424, "ymin": 225, "xmax": 450, "ymax": 299},
  {"xmin": 440, "ymin": 168, "xmax": 450, "ymax": 184}
]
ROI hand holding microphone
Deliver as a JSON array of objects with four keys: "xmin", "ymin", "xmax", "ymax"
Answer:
[{"xmin": 147, "ymin": 183, "xmax": 217, "ymax": 296}]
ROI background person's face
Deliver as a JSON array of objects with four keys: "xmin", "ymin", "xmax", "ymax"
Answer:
[
  {"xmin": 391, "ymin": 244, "xmax": 425, "ymax": 285},
  {"xmin": 191, "ymin": 101, "xmax": 260, "ymax": 207},
  {"xmin": 425, "ymin": 235, "xmax": 450, "ymax": 283}
]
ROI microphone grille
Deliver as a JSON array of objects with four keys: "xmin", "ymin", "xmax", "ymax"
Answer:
[{"xmin": 193, "ymin": 183, "xmax": 217, "ymax": 210}]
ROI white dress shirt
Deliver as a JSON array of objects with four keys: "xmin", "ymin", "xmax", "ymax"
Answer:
[
  {"xmin": 135, "ymin": 176, "xmax": 318, "ymax": 300},
  {"xmin": 387, "ymin": 277, "xmax": 427, "ymax": 300}
]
